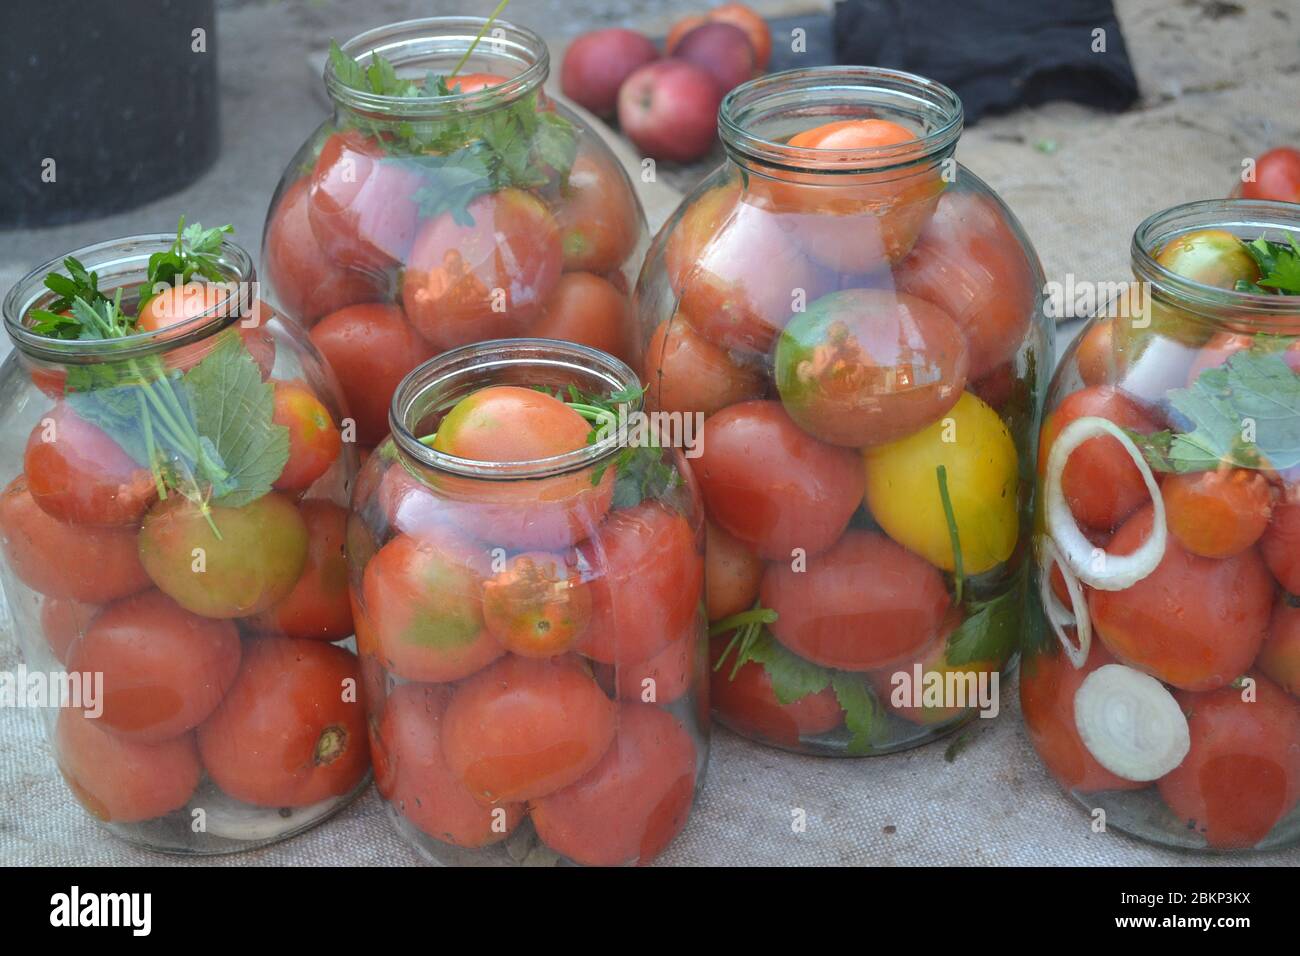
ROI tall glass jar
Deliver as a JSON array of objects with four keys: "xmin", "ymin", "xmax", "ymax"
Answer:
[
  {"xmin": 260, "ymin": 16, "xmax": 648, "ymax": 450},
  {"xmin": 1028, "ymin": 199, "xmax": 1300, "ymax": 851},
  {"xmin": 635, "ymin": 67, "xmax": 1050, "ymax": 755},
  {"xmin": 349, "ymin": 339, "xmax": 708, "ymax": 865},
  {"xmin": 0, "ymin": 234, "xmax": 368, "ymax": 853}
]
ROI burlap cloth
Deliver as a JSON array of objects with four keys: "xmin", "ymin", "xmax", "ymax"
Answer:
[{"xmin": 3, "ymin": 0, "xmax": 1300, "ymax": 866}]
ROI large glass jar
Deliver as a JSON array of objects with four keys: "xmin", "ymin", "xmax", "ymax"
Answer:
[
  {"xmin": 1028, "ymin": 199, "xmax": 1300, "ymax": 852},
  {"xmin": 260, "ymin": 16, "xmax": 648, "ymax": 451},
  {"xmin": 349, "ymin": 339, "xmax": 708, "ymax": 865},
  {"xmin": 0, "ymin": 234, "xmax": 368, "ymax": 853},
  {"xmin": 635, "ymin": 67, "xmax": 1050, "ymax": 755}
]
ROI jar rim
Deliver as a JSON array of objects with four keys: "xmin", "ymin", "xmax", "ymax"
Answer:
[
  {"xmin": 1131, "ymin": 198, "xmax": 1300, "ymax": 323},
  {"xmin": 389, "ymin": 338, "xmax": 642, "ymax": 481},
  {"xmin": 718, "ymin": 66, "xmax": 964, "ymax": 174},
  {"xmin": 3, "ymin": 234, "xmax": 255, "ymax": 364},
  {"xmin": 323, "ymin": 16, "xmax": 549, "ymax": 118}
]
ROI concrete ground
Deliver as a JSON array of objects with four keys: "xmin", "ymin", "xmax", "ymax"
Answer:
[{"xmin": 2, "ymin": 0, "xmax": 1300, "ymax": 867}]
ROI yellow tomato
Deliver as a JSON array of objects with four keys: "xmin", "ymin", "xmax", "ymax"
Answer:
[{"xmin": 864, "ymin": 391, "xmax": 1018, "ymax": 575}]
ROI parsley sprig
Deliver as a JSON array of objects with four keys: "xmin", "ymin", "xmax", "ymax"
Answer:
[
  {"xmin": 1235, "ymin": 235, "xmax": 1300, "ymax": 295},
  {"xmin": 138, "ymin": 218, "xmax": 233, "ymax": 302},
  {"xmin": 563, "ymin": 383, "xmax": 681, "ymax": 508},
  {"xmin": 324, "ymin": 1, "xmax": 577, "ymax": 227}
]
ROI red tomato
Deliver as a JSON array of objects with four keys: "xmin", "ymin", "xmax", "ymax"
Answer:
[
  {"xmin": 693, "ymin": 400, "xmax": 862, "ymax": 560},
  {"xmin": 668, "ymin": 187, "xmax": 826, "ymax": 356},
  {"xmin": 1090, "ymin": 504, "xmax": 1275, "ymax": 691},
  {"xmin": 431, "ymin": 385, "xmax": 590, "ymax": 462},
  {"xmin": 895, "ymin": 191, "xmax": 1035, "ymax": 379},
  {"xmin": 554, "ymin": 148, "xmax": 640, "ymax": 274},
  {"xmin": 1163, "ymin": 468, "xmax": 1273, "ymax": 558},
  {"xmin": 56, "ymin": 707, "xmax": 200, "ymax": 823},
  {"xmin": 0, "ymin": 475, "xmax": 150, "ymax": 602},
  {"xmin": 1259, "ymin": 599, "xmax": 1300, "ymax": 696},
  {"xmin": 137, "ymin": 285, "xmax": 276, "ymax": 377},
  {"xmin": 605, "ymin": 629, "xmax": 698, "ymax": 704},
  {"xmin": 375, "ymin": 683, "xmax": 524, "ymax": 848},
  {"xmin": 642, "ymin": 316, "xmax": 766, "ymax": 417},
  {"xmin": 1241, "ymin": 147, "xmax": 1300, "ymax": 203},
  {"xmin": 362, "ymin": 529, "xmax": 502, "ymax": 682},
  {"xmin": 401, "ymin": 188, "xmax": 562, "ymax": 351},
  {"xmin": 705, "ymin": 520, "xmax": 763, "ymax": 622},
  {"xmin": 24, "ymin": 403, "xmax": 156, "ymax": 526},
  {"xmin": 40, "ymin": 597, "xmax": 97, "ymax": 663},
  {"xmin": 533, "ymin": 272, "xmax": 636, "ymax": 366},
  {"xmin": 575, "ymin": 501, "xmax": 703, "ymax": 665},
  {"xmin": 309, "ymin": 303, "xmax": 433, "ymax": 446},
  {"xmin": 67, "ymin": 591, "xmax": 240, "ymax": 743},
  {"xmin": 445, "ymin": 72, "xmax": 508, "ymax": 93},
  {"xmin": 263, "ymin": 177, "xmax": 384, "ymax": 325},
  {"xmin": 272, "ymin": 380, "xmax": 342, "ymax": 491},
  {"xmin": 483, "ymin": 550, "xmax": 592, "ymax": 658},
  {"xmin": 441, "ymin": 655, "xmax": 617, "ymax": 804},
  {"xmin": 1262, "ymin": 495, "xmax": 1300, "ymax": 593},
  {"xmin": 710, "ymin": 635, "xmax": 844, "ymax": 747},
  {"xmin": 1019, "ymin": 641, "xmax": 1148, "ymax": 794},
  {"xmin": 197, "ymin": 637, "xmax": 369, "ymax": 807},
  {"xmin": 1038, "ymin": 385, "xmax": 1161, "ymax": 531},
  {"xmin": 1074, "ymin": 317, "xmax": 1116, "ymax": 388},
  {"xmin": 253, "ymin": 500, "xmax": 353, "ymax": 641},
  {"xmin": 307, "ymin": 129, "xmax": 423, "ymax": 271},
  {"xmin": 1159, "ymin": 675, "xmax": 1300, "ymax": 849},
  {"xmin": 762, "ymin": 530, "xmax": 949, "ymax": 671},
  {"xmin": 531, "ymin": 702, "xmax": 697, "ymax": 866},
  {"xmin": 707, "ymin": 3, "xmax": 772, "ymax": 70},
  {"xmin": 774, "ymin": 289, "xmax": 969, "ymax": 447}
]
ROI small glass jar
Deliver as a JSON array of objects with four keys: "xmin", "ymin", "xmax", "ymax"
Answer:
[
  {"xmin": 260, "ymin": 16, "xmax": 648, "ymax": 450},
  {"xmin": 0, "ymin": 234, "xmax": 368, "ymax": 853},
  {"xmin": 349, "ymin": 339, "xmax": 708, "ymax": 865},
  {"xmin": 636, "ymin": 67, "xmax": 1051, "ymax": 755},
  {"xmin": 1028, "ymin": 199, "xmax": 1300, "ymax": 851}
]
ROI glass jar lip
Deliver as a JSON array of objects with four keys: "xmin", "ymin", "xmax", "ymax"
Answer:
[
  {"xmin": 3, "ymin": 233, "xmax": 255, "ymax": 364},
  {"xmin": 390, "ymin": 338, "xmax": 642, "ymax": 481},
  {"xmin": 1131, "ymin": 198, "xmax": 1300, "ymax": 322},
  {"xmin": 323, "ymin": 16, "xmax": 549, "ymax": 118},
  {"xmin": 718, "ymin": 65, "xmax": 964, "ymax": 174}
]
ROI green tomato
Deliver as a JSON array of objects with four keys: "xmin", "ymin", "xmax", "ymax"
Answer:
[
  {"xmin": 138, "ymin": 492, "xmax": 308, "ymax": 618},
  {"xmin": 864, "ymin": 391, "xmax": 1018, "ymax": 575}
]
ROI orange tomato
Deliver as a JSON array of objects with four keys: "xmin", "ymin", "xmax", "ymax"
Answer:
[
  {"xmin": 533, "ymin": 272, "xmax": 636, "ymax": 367},
  {"xmin": 271, "ymin": 380, "xmax": 342, "ymax": 491},
  {"xmin": 642, "ymin": 316, "xmax": 766, "ymax": 417},
  {"xmin": 1163, "ymin": 468, "xmax": 1273, "ymax": 558},
  {"xmin": 705, "ymin": 520, "xmax": 763, "ymax": 622},
  {"xmin": 554, "ymin": 147, "xmax": 640, "ymax": 274},
  {"xmin": 1259, "ymin": 598, "xmax": 1300, "ymax": 696},
  {"xmin": 482, "ymin": 550, "xmax": 592, "ymax": 658}
]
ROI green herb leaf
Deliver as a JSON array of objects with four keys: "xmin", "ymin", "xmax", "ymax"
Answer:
[
  {"xmin": 1240, "ymin": 235, "xmax": 1300, "ymax": 296},
  {"xmin": 743, "ymin": 630, "xmax": 832, "ymax": 705},
  {"xmin": 946, "ymin": 579, "xmax": 1023, "ymax": 667},
  {"xmin": 183, "ymin": 332, "xmax": 289, "ymax": 507},
  {"xmin": 1133, "ymin": 347, "xmax": 1300, "ymax": 473},
  {"xmin": 831, "ymin": 673, "xmax": 885, "ymax": 756},
  {"xmin": 139, "ymin": 218, "xmax": 233, "ymax": 302}
]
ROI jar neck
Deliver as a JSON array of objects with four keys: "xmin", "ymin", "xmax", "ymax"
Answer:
[
  {"xmin": 389, "ymin": 338, "xmax": 641, "ymax": 481},
  {"xmin": 1131, "ymin": 199, "xmax": 1300, "ymax": 332},
  {"xmin": 3, "ymin": 234, "xmax": 255, "ymax": 365},
  {"xmin": 324, "ymin": 16, "xmax": 549, "ymax": 123},
  {"xmin": 718, "ymin": 66, "xmax": 963, "ymax": 180}
]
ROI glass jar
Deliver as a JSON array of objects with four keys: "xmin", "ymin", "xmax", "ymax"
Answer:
[
  {"xmin": 260, "ymin": 15, "xmax": 648, "ymax": 451},
  {"xmin": 0, "ymin": 234, "xmax": 368, "ymax": 853},
  {"xmin": 349, "ymin": 339, "xmax": 708, "ymax": 865},
  {"xmin": 635, "ymin": 67, "xmax": 1050, "ymax": 755},
  {"xmin": 1028, "ymin": 199, "xmax": 1300, "ymax": 852}
]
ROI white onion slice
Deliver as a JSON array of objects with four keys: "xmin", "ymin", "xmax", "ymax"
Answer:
[
  {"xmin": 1044, "ymin": 415, "xmax": 1166, "ymax": 591},
  {"xmin": 1074, "ymin": 663, "xmax": 1190, "ymax": 782},
  {"xmin": 1036, "ymin": 536, "xmax": 1091, "ymax": 669}
]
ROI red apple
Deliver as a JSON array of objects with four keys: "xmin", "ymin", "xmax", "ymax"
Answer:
[
  {"xmin": 560, "ymin": 28, "xmax": 659, "ymax": 118},
  {"xmin": 673, "ymin": 22, "xmax": 755, "ymax": 95},
  {"xmin": 617, "ymin": 59, "xmax": 722, "ymax": 164}
]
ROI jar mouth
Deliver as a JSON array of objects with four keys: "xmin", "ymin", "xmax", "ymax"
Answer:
[
  {"xmin": 3, "ymin": 234, "xmax": 255, "ymax": 364},
  {"xmin": 324, "ymin": 16, "xmax": 549, "ymax": 118},
  {"xmin": 390, "ymin": 338, "xmax": 642, "ymax": 481},
  {"xmin": 718, "ymin": 66, "xmax": 963, "ymax": 175},
  {"xmin": 1131, "ymin": 199, "xmax": 1300, "ymax": 325}
]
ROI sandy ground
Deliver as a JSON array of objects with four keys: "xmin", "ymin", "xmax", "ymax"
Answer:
[{"xmin": 2, "ymin": 0, "xmax": 1300, "ymax": 867}]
